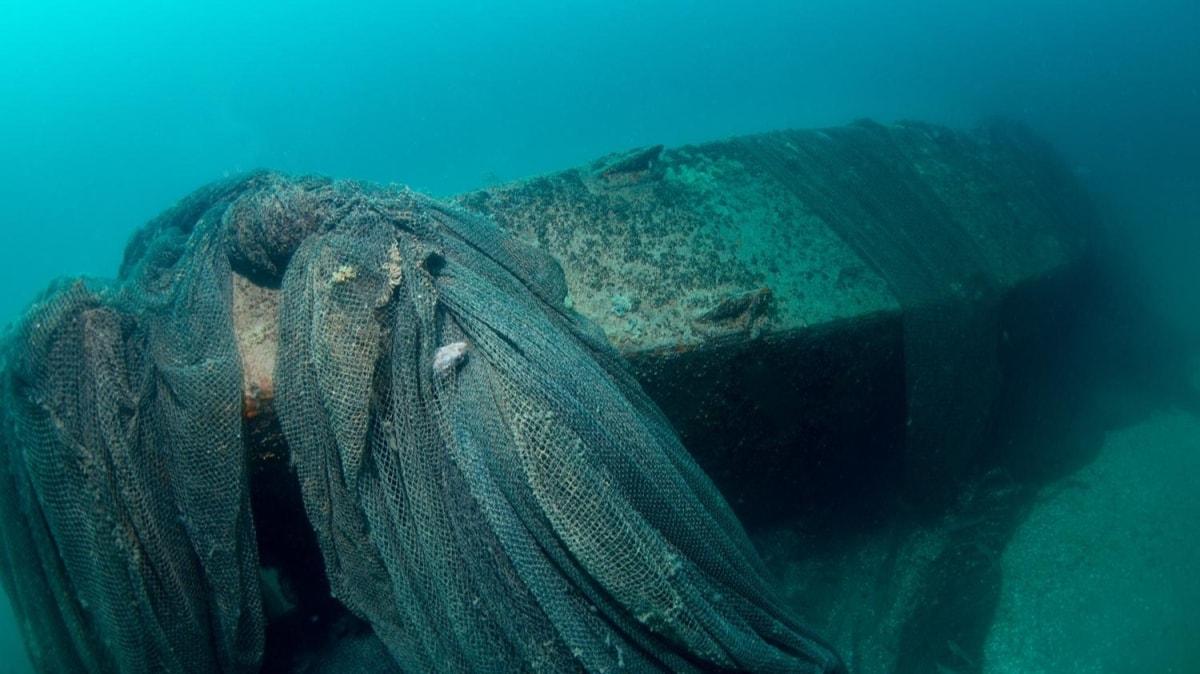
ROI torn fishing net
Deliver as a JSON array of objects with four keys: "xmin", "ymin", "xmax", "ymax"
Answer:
[{"xmin": 0, "ymin": 173, "xmax": 842, "ymax": 673}]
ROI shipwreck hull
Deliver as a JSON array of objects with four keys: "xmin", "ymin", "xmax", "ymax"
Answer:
[
  {"xmin": 458, "ymin": 119, "xmax": 1096, "ymax": 519},
  {"xmin": 0, "ymin": 120, "xmax": 1101, "ymax": 674}
]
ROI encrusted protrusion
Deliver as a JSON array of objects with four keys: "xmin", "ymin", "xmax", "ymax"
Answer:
[
  {"xmin": 692, "ymin": 287, "xmax": 774, "ymax": 338},
  {"xmin": 331, "ymin": 264, "xmax": 358, "ymax": 284},
  {"xmin": 384, "ymin": 242, "xmax": 404, "ymax": 288}
]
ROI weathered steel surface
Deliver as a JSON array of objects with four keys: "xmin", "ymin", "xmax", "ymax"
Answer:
[{"xmin": 458, "ymin": 120, "xmax": 1095, "ymax": 514}]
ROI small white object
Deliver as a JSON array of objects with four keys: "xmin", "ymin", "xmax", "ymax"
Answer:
[
  {"xmin": 433, "ymin": 340, "xmax": 469, "ymax": 373},
  {"xmin": 331, "ymin": 264, "xmax": 358, "ymax": 284}
]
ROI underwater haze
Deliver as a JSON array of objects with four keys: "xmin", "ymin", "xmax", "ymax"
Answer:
[
  {"xmin": 1, "ymin": 1, "xmax": 1198, "ymax": 673},
  {"xmin": 2, "ymin": 0, "xmax": 1197, "ymax": 327}
]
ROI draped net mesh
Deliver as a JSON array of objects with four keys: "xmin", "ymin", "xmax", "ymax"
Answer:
[{"xmin": 0, "ymin": 173, "xmax": 841, "ymax": 673}]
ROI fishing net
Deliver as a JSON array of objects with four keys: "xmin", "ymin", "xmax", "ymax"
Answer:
[
  {"xmin": 0, "ymin": 173, "xmax": 842, "ymax": 673},
  {"xmin": 728, "ymin": 121, "xmax": 1089, "ymax": 498}
]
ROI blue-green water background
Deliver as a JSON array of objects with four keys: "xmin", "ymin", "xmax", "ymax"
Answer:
[
  {"xmin": 2, "ymin": 1, "xmax": 1197, "ymax": 333},
  {"xmin": 0, "ymin": 1, "xmax": 1197, "ymax": 671}
]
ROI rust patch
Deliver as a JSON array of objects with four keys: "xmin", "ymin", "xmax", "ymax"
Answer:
[{"xmin": 232, "ymin": 272, "xmax": 280, "ymax": 418}]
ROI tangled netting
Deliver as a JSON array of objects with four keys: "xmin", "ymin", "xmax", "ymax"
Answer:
[
  {"xmin": 726, "ymin": 121, "xmax": 1092, "ymax": 496},
  {"xmin": 0, "ymin": 173, "xmax": 842, "ymax": 673}
]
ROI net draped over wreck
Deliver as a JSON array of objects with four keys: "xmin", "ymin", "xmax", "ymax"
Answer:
[
  {"xmin": 0, "ymin": 173, "xmax": 843, "ymax": 672},
  {"xmin": 459, "ymin": 120, "xmax": 1092, "ymax": 520},
  {"xmin": 0, "ymin": 120, "xmax": 1095, "ymax": 674},
  {"xmin": 456, "ymin": 120, "xmax": 1095, "ymax": 672}
]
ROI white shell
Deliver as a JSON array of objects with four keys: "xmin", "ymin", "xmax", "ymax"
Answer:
[{"xmin": 433, "ymin": 341, "xmax": 469, "ymax": 373}]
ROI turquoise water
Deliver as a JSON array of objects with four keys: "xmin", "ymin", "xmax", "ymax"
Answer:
[
  {"xmin": 2, "ymin": 1, "xmax": 1196, "ymax": 328},
  {"xmin": 1, "ymin": 2, "xmax": 1197, "ymax": 672}
]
